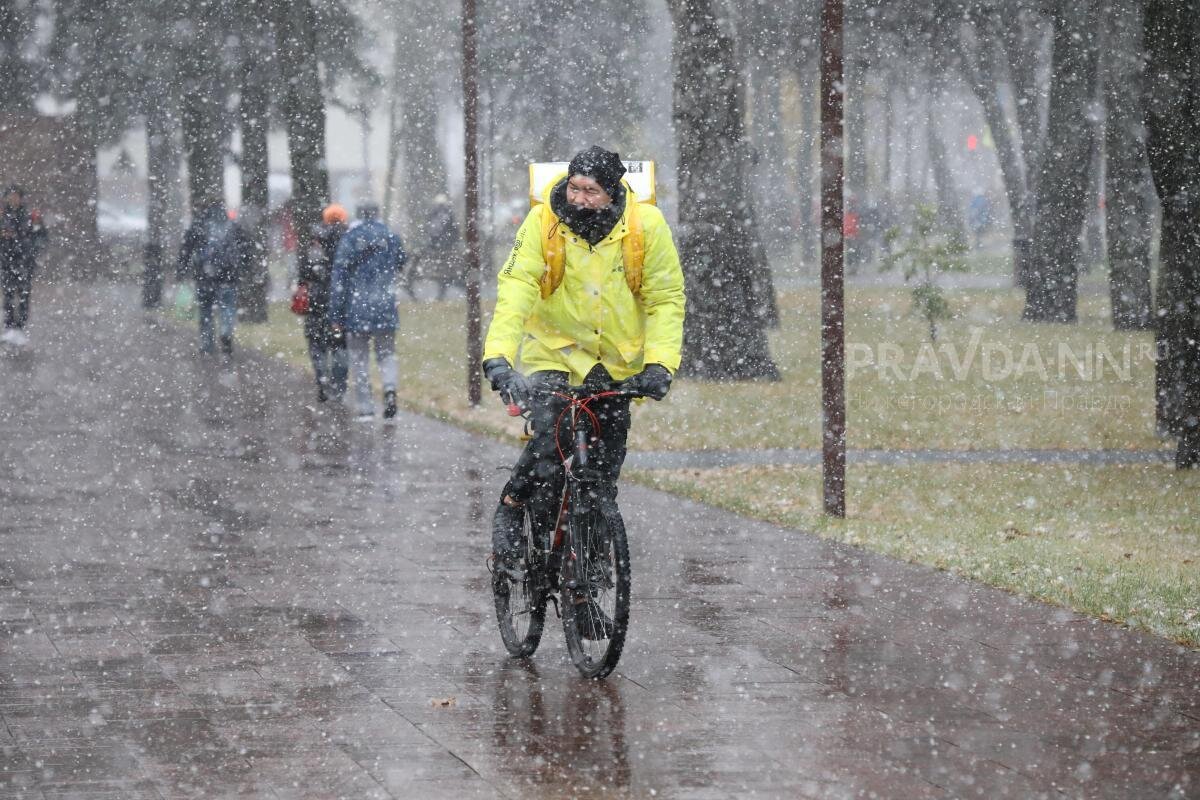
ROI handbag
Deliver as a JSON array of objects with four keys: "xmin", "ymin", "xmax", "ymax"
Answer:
[
  {"xmin": 172, "ymin": 282, "xmax": 195, "ymax": 321},
  {"xmin": 290, "ymin": 282, "xmax": 310, "ymax": 315}
]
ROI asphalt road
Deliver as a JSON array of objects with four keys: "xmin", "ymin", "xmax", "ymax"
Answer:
[{"xmin": 0, "ymin": 284, "xmax": 1196, "ymax": 799}]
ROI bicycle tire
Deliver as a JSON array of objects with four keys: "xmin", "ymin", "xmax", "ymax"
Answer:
[
  {"xmin": 493, "ymin": 507, "xmax": 547, "ymax": 658},
  {"xmin": 561, "ymin": 502, "xmax": 630, "ymax": 679}
]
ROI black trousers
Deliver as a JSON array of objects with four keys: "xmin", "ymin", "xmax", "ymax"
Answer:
[
  {"xmin": 1, "ymin": 261, "xmax": 32, "ymax": 330},
  {"xmin": 504, "ymin": 367, "xmax": 632, "ymax": 510},
  {"xmin": 303, "ymin": 304, "xmax": 347, "ymax": 394}
]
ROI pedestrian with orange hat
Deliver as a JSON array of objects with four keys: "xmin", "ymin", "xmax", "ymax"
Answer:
[{"xmin": 296, "ymin": 203, "xmax": 349, "ymax": 402}]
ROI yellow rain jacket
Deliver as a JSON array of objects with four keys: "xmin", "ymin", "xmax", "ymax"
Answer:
[{"xmin": 483, "ymin": 187, "xmax": 686, "ymax": 384}]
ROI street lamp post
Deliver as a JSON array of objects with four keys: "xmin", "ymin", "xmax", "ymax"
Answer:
[
  {"xmin": 820, "ymin": 0, "xmax": 847, "ymax": 517},
  {"xmin": 462, "ymin": 0, "xmax": 483, "ymax": 406}
]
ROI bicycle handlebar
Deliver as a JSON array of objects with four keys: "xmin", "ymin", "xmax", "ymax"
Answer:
[{"xmin": 504, "ymin": 382, "xmax": 645, "ymax": 416}]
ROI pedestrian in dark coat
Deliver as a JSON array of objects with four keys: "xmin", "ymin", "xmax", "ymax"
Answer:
[
  {"xmin": 178, "ymin": 203, "xmax": 248, "ymax": 356},
  {"xmin": 1, "ymin": 185, "xmax": 38, "ymax": 345},
  {"xmin": 299, "ymin": 204, "xmax": 350, "ymax": 401},
  {"xmin": 424, "ymin": 194, "xmax": 464, "ymax": 300}
]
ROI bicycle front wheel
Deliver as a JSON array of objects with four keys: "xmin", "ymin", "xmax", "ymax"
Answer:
[
  {"xmin": 493, "ymin": 508, "xmax": 547, "ymax": 658},
  {"xmin": 562, "ymin": 503, "xmax": 630, "ymax": 679}
]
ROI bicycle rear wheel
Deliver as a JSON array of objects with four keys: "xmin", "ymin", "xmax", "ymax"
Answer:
[
  {"xmin": 562, "ymin": 502, "xmax": 630, "ymax": 679},
  {"xmin": 493, "ymin": 508, "xmax": 547, "ymax": 657}
]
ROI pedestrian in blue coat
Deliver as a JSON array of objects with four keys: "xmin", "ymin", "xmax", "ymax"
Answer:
[
  {"xmin": 178, "ymin": 202, "xmax": 248, "ymax": 357},
  {"xmin": 329, "ymin": 202, "xmax": 406, "ymax": 420}
]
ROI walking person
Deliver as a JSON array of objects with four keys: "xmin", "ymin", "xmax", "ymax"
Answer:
[
  {"xmin": 298, "ymin": 204, "xmax": 350, "ymax": 401},
  {"xmin": 329, "ymin": 201, "xmax": 406, "ymax": 420},
  {"xmin": 178, "ymin": 202, "xmax": 247, "ymax": 356},
  {"xmin": 481, "ymin": 146, "xmax": 685, "ymax": 579},
  {"xmin": 424, "ymin": 194, "xmax": 464, "ymax": 301},
  {"xmin": 1, "ymin": 186, "xmax": 42, "ymax": 345}
]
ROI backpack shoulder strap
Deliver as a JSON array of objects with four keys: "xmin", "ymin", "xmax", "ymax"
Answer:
[
  {"xmin": 539, "ymin": 201, "xmax": 564, "ymax": 299},
  {"xmin": 621, "ymin": 200, "xmax": 644, "ymax": 295},
  {"xmin": 538, "ymin": 193, "xmax": 644, "ymax": 300}
]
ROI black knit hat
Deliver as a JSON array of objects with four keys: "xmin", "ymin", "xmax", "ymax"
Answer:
[{"xmin": 568, "ymin": 146, "xmax": 626, "ymax": 198}]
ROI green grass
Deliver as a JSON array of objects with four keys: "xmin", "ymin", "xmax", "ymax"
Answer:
[
  {"xmin": 743, "ymin": 282, "xmax": 1157, "ymax": 452},
  {"xmin": 248, "ymin": 282, "xmax": 1162, "ymax": 452},
  {"xmin": 962, "ymin": 248, "xmax": 1017, "ymax": 276},
  {"xmin": 233, "ymin": 284, "xmax": 1195, "ymax": 647},
  {"xmin": 633, "ymin": 462, "xmax": 1200, "ymax": 647}
]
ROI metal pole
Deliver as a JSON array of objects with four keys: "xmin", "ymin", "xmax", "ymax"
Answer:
[
  {"xmin": 462, "ymin": 0, "xmax": 482, "ymax": 406},
  {"xmin": 820, "ymin": 0, "xmax": 847, "ymax": 518}
]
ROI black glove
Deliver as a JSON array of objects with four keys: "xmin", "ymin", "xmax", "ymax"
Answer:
[
  {"xmin": 628, "ymin": 363, "xmax": 672, "ymax": 401},
  {"xmin": 483, "ymin": 357, "xmax": 532, "ymax": 410}
]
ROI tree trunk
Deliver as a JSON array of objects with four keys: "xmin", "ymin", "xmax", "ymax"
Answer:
[
  {"xmin": 1023, "ymin": 2, "xmax": 1099, "ymax": 324},
  {"xmin": 239, "ymin": 55, "xmax": 271, "ymax": 323},
  {"xmin": 401, "ymin": 69, "xmax": 452, "ymax": 298},
  {"xmin": 141, "ymin": 14, "xmax": 184, "ymax": 304},
  {"xmin": 881, "ymin": 68, "xmax": 893, "ymax": 209},
  {"xmin": 382, "ymin": 9, "xmax": 406, "ymax": 226},
  {"xmin": 143, "ymin": 98, "xmax": 175, "ymax": 308},
  {"xmin": 1084, "ymin": 17, "xmax": 1108, "ymax": 274},
  {"xmin": 927, "ymin": 40, "xmax": 965, "ymax": 242},
  {"xmin": 1000, "ymin": 9, "xmax": 1051, "ymax": 287},
  {"xmin": 1103, "ymin": 1, "xmax": 1154, "ymax": 331},
  {"xmin": 403, "ymin": 73, "xmax": 450, "ymax": 251},
  {"xmin": 794, "ymin": 59, "xmax": 818, "ymax": 268},
  {"xmin": 750, "ymin": 56, "xmax": 792, "ymax": 259},
  {"xmin": 388, "ymin": 0, "xmax": 454, "ymax": 294},
  {"xmin": 382, "ymin": 97, "xmax": 402, "ymax": 226},
  {"xmin": 960, "ymin": 16, "xmax": 1031, "ymax": 285},
  {"xmin": 844, "ymin": 53, "xmax": 868, "ymax": 270},
  {"xmin": 181, "ymin": 99, "xmax": 223, "ymax": 215},
  {"xmin": 666, "ymin": 0, "xmax": 778, "ymax": 380},
  {"xmin": 1007, "ymin": 11, "xmax": 1049, "ymax": 174},
  {"xmin": 59, "ymin": 0, "xmax": 107, "ymax": 280},
  {"xmin": 1082, "ymin": 133, "xmax": 1105, "ymax": 271},
  {"xmin": 1145, "ymin": 0, "xmax": 1200, "ymax": 465},
  {"xmin": 926, "ymin": 116, "xmax": 964, "ymax": 241},
  {"xmin": 900, "ymin": 68, "xmax": 922, "ymax": 218},
  {"xmin": 0, "ymin": 0, "xmax": 36, "ymax": 114},
  {"xmin": 70, "ymin": 110, "xmax": 102, "ymax": 280},
  {"xmin": 179, "ymin": 13, "xmax": 225, "ymax": 217},
  {"xmin": 281, "ymin": 1, "xmax": 329, "ymax": 278}
]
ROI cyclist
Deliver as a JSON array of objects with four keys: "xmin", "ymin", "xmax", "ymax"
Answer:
[{"xmin": 482, "ymin": 146, "xmax": 685, "ymax": 583}]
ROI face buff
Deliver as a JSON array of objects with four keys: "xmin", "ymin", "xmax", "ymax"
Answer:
[{"xmin": 550, "ymin": 179, "xmax": 626, "ymax": 246}]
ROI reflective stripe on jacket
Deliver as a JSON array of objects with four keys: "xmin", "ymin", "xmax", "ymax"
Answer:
[{"xmin": 483, "ymin": 200, "xmax": 685, "ymax": 383}]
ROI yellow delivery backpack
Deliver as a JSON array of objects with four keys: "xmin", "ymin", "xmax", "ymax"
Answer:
[{"xmin": 528, "ymin": 160, "xmax": 656, "ymax": 300}]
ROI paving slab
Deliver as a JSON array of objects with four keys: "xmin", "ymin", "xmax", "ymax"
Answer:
[{"xmin": 0, "ymin": 284, "xmax": 1196, "ymax": 799}]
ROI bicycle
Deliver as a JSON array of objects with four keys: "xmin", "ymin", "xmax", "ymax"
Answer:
[{"xmin": 489, "ymin": 380, "xmax": 642, "ymax": 679}]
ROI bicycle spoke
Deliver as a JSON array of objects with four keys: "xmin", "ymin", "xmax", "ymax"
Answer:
[
  {"xmin": 492, "ymin": 507, "xmax": 546, "ymax": 658},
  {"xmin": 563, "ymin": 503, "xmax": 630, "ymax": 679}
]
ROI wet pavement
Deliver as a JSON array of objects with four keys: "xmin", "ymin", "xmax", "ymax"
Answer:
[{"xmin": 0, "ymin": 284, "xmax": 1197, "ymax": 800}]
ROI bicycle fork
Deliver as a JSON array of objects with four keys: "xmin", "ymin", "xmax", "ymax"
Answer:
[{"xmin": 558, "ymin": 411, "xmax": 605, "ymax": 608}]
